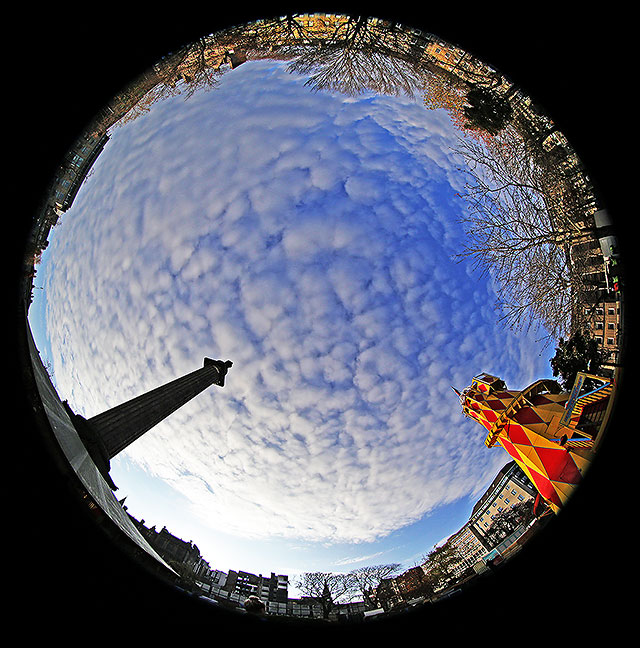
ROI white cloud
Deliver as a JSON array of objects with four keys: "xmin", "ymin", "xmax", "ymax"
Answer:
[
  {"xmin": 42, "ymin": 59, "xmax": 549, "ymax": 546},
  {"xmin": 332, "ymin": 551, "xmax": 386, "ymax": 567}
]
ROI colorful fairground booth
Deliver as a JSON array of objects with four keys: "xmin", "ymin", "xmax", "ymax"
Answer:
[{"xmin": 454, "ymin": 371, "xmax": 613, "ymax": 513}]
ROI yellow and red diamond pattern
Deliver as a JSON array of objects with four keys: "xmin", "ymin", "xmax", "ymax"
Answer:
[{"xmin": 457, "ymin": 374, "xmax": 595, "ymax": 513}]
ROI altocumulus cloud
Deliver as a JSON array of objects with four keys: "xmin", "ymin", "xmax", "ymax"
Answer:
[{"xmin": 43, "ymin": 60, "xmax": 548, "ymax": 544}]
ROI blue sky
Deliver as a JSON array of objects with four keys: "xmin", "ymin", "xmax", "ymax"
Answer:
[{"xmin": 29, "ymin": 59, "xmax": 555, "ymax": 597}]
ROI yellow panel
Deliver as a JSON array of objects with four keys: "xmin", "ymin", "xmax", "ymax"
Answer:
[
  {"xmin": 525, "ymin": 422, "xmax": 553, "ymax": 437},
  {"xmin": 569, "ymin": 451, "xmax": 591, "ymax": 475},
  {"xmin": 551, "ymin": 480, "xmax": 578, "ymax": 505},
  {"xmin": 520, "ymin": 448, "xmax": 548, "ymax": 476}
]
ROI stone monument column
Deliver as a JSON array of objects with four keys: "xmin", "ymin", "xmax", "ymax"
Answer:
[{"xmin": 65, "ymin": 358, "xmax": 232, "ymax": 489}]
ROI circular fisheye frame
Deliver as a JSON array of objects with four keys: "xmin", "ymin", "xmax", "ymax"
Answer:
[{"xmin": 18, "ymin": 11, "xmax": 626, "ymax": 634}]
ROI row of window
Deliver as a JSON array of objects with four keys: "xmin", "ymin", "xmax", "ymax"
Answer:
[
  {"xmin": 594, "ymin": 336, "xmax": 617, "ymax": 346},
  {"xmin": 585, "ymin": 306, "xmax": 618, "ymax": 316},
  {"xmin": 593, "ymin": 321, "xmax": 618, "ymax": 330},
  {"xmin": 479, "ymin": 491, "xmax": 526, "ymax": 527}
]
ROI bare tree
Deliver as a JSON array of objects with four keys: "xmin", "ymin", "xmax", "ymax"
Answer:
[
  {"xmin": 111, "ymin": 14, "xmax": 435, "ymax": 131},
  {"xmin": 288, "ymin": 45, "xmax": 426, "ymax": 97},
  {"xmin": 248, "ymin": 12, "xmax": 317, "ymax": 44},
  {"xmin": 453, "ymin": 128, "xmax": 595, "ymax": 343},
  {"xmin": 285, "ymin": 16, "xmax": 429, "ymax": 97},
  {"xmin": 295, "ymin": 572, "xmax": 355, "ymax": 618},
  {"xmin": 349, "ymin": 563, "xmax": 401, "ymax": 606}
]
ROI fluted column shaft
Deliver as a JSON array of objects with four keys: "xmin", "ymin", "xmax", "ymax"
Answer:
[{"xmin": 86, "ymin": 358, "xmax": 230, "ymax": 460}]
